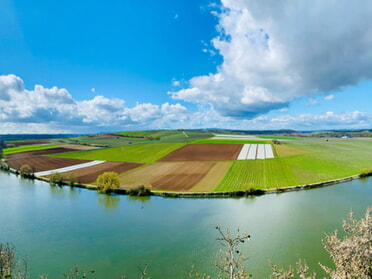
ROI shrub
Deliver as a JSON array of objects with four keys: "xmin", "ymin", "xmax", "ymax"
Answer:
[
  {"xmin": 127, "ymin": 185, "xmax": 152, "ymax": 196},
  {"xmin": 49, "ymin": 172, "xmax": 65, "ymax": 186},
  {"xmin": 19, "ymin": 164, "xmax": 34, "ymax": 178},
  {"xmin": 66, "ymin": 173, "xmax": 78, "ymax": 186},
  {"xmin": 96, "ymin": 172, "xmax": 120, "ymax": 193},
  {"xmin": 359, "ymin": 168, "xmax": 372, "ymax": 177}
]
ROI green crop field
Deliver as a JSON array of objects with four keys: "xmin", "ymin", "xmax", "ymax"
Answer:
[
  {"xmin": 258, "ymin": 135, "xmax": 299, "ymax": 140},
  {"xmin": 192, "ymin": 138, "xmax": 271, "ymax": 144},
  {"xmin": 51, "ymin": 142, "xmax": 186, "ymax": 164},
  {"xmin": 3, "ymin": 145, "xmax": 58, "ymax": 155},
  {"xmin": 216, "ymin": 158, "xmax": 298, "ymax": 191},
  {"xmin": 4, "ymin": 131, "xmax": 372, "ymax": 193},
  {"xmin": 216, "ymin": 138, "xmax": 372, "ymax": 191}
]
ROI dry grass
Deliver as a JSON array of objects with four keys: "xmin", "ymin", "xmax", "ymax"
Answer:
[{"xmin": 274, "ymin": 143, "xmax": 310, "ymax": 157}]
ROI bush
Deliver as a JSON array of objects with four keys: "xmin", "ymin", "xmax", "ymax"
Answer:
[
  {"xmin": 66, "ymin": 173, "xmax": 78, "ymax": 186},
  {"xmin": 19, "ymin": 164, "xmax": 34, "ymax": 178},
  {"xmin": 49, "ymin": 172, "xmax": 65, "ymax": 186},
  {"xmin": 96, "ymin": 172, "xmax": 120, "ymax": 193},
  {"xmin": 127, "ymin": 185, "xmax": 152, "ymax": 196},
  {"xmin": 360, "ymin": 168, "xmax": 372, "ymax": 177}
]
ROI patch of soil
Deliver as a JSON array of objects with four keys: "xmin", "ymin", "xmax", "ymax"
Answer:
[
  {"xmin": 6, "ymin": 156, "xmax": 91, "ymax": 172},
  {"xmin": 158, "ymin": 143, "xmax": 243, "ymax": 162},
  {"xmin": 6, "ymin": 140, "xmax": 50, "ymax": 147},
  {"xmin": 59, "ymin": 161, "xmax": 144, "ymax": 184},
  {"xmin": 119, "ymin": 162, "xmax": 216, "ymax": 191},
  {"xmin": 5, "ymin": 148, "xmax": 81, "ymax": 160}
]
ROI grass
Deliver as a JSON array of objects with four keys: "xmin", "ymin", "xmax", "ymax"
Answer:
[
  {"xmin": 216, "ymin": 159, "xmax": 298, "ymax": 191},
  {"xmin": 258, "ymin": 135, "xmax": 300, "ymax": 140},
  {"xmin": 192, "ymin": 138, "xmax": 272, "ymax": 144},
  {"xmin": 51, "ymin": 142, "xmax": 186, "ymax": 164},
  {"xmin": 216, "ymin": 137, "xmax": 372, "ymax": 191},
  {"xmin": 3, "ymin": 145, "xmax": 58, "ymax": 155}
]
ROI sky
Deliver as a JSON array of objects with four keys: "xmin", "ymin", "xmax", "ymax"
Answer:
[{"xmin": 1, "ymin": 0, "xmax": 372, "ymax": 134}]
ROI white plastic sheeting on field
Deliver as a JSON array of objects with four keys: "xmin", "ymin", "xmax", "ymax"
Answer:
[
  {"xmin": 35, "ymin": 160, "xmax": 106, "ymax": 176},
  {"xmin": 237, "ymin": 144, "xmax": 274, "ymax": 160}
]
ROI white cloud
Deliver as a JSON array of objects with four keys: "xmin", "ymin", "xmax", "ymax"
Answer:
[
  {"xmin": 91, "ymin": 88, "xmax": 96, "ymax": 93},
  {"xmin": 170, "ymin": 0, "xmax": 372, "ymax": 119},
  {"xmin": 324, "ymin": 94, "xmax": 334, "ymax": 101},
  {"xmin": 0, "ymin": 74, "xmax": 191, "ymax": 133}
]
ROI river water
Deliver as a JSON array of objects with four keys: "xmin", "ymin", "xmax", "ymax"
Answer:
[{"xmin": 0, "ymin": 170, "xmax": 371, "ymax": 278}]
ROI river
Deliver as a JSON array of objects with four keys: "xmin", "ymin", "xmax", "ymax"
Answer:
[{"xmin": 0, "ymin": 170, "xmax": 371, "ymax": 278}]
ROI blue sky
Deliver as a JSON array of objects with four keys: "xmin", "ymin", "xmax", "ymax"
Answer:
[{"xmin": 1, "ymin": 0, "xmax": 372, "ymax": 133}]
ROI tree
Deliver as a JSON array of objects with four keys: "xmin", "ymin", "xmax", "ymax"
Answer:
[
  {"xmin": 96, "ymin": 172, "xmax": 120, "ymax": 193},
  {"xmin": 49, "ymin": 172, "xmax": 65, "ymax": 186},
  {"xmin": 270, "ymin": 206, "xmax": 372, "ymax": 279},
  {"xmin": 0, "ymin": 243, "xmax": 16, "ymax": 278},
  {"xmin": 320, "ymin": 206, "xmax": 372, "ymax": 279},
  {"xmin": 214, "ymin": 226, "xmax": 251, "ymax": 279},
  {"xmin": 19, "ymin": 164, "xmax": 34, "ymax": 178}
]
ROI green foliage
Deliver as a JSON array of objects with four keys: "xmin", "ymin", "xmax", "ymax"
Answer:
[
  {"xmin": 52, "ymin": 142, "xmax": 186, "ymax": 163},
  {"xmin": 360, "ymin": 168, "xmax": 372, "ymax": 177},
  {"xmin": 96, "ymin": 172, "xmax": 120, "ymax": 193},
  {"xmin": 127, "ymin": 185, "xmax": 152, "ymax": 196},
  {"xmin": 49, "ymin": 172, "xmax": 65, "ymax": 186},
  {"xmin": 66, "ymin": 173, "xmax": 78, "ymax": 186}
]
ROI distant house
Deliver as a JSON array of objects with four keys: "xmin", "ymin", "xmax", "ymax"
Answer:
[{"xmin": 341, "ymin": 135, "xmax": 352, "ymax": 139}]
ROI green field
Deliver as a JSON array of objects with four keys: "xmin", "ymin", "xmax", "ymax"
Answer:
[
  {"xmin": 217, "ymin": 138, "xmax": 372, "ymax": 191},
  {"xmin": 3, "ymin": 145, "xmax": 58, "ymax": 155},
  {"xmin": 51, "ymin": 142, "xmax": 186, "ymax": 163},
  {"xmin": 4, "ymin": 131, "xmax": 372, "ymax": 193},
  {"xmin": 192, "ymin": 138, "xmax": 272, "ymax": 144},
  {"xmin": 258, "ymin": 135, "xmax": 300, "ymax": 140}
]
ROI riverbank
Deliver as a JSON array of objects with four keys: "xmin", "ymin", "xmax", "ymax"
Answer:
[{"xmin": 1, "ymin": 165, "xmax": 367, "ymax": 199}]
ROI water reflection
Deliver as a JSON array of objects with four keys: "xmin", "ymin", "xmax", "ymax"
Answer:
[
  {"xmin": 97, "ymin": 193, "xmax": 120, "ymax": 209},
  {"xmin": 48, "ymin": 184, "xmax": 81, "ymax": 199},
  {"xmin": 126, "ymin": 195, "xmax": 152, "ymax": 205}
]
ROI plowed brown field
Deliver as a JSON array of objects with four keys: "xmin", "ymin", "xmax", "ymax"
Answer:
[
  {"xmin": 158, "ymin": 143, "xmax": 243, "ymax": 162},
  {"xmin": 6, "ymin": 140, "xmax": 50, "ymax": 147},
  {"xmin": 118, "ymin": 162, "xmax": 216, "ymax": 191},
  {"xmin": 6, "ymin": 156, "xmax": 91, "ymax": 172},
  {"xmin": 58, "ymin": 161, "xmax": 143, "ymax": 183}
]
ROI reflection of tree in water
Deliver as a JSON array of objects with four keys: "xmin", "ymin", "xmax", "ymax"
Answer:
[
  {"xmin": 126, "ymin": 195, "xmax": 152, "ymax": 205},
  {"xmin": 19, "ymin": 176, "xmax": 36, "ymax": 185},
  {"xmin": 48, "ymin": 184, "xmax": 81, "ymax": 198},
  {"xmin": 49, "ymin": 184, "xmax": 67, "ymax": 196},
  {"xmin": 97, "ymin": 193, "xmax": 120, "ymax": 209}
]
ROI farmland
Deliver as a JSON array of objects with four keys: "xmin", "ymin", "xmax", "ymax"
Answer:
[
  {"xmin": 2, "ymin": 130, "xmax": 372, "ymax": 194},
  {"xmin": 51, "ymin": 142, "xmax": 187, "ymax": 163}
]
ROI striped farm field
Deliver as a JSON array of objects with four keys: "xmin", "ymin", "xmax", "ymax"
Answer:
[
  {"xmin": 51, "ymin": 142, "xmax": 186, "ymax": 163},
  {"xmin": 216, "ymin": 158, "xmax": 298, "ymax": 191},
  {"xmin": 118, "ymin": 162, "xmax": 220, "ymax": 191}
]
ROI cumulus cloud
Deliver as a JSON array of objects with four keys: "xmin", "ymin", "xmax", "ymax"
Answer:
[
  {"xmin": 170, "ymin": 0, "xmax": 372, "ymax": 118},
  {"xmin": 0, "ymin": 74, "xmax": 190, "ymax": 133}
]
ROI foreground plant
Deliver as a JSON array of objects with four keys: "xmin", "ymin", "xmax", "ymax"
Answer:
[
  {"xmin": 214, "ymin": 226, "xmax": 251, "ymax": 279},
  {"xmin": 270, "ymin": 206, "xmax": 372, "ymax": 279}
]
